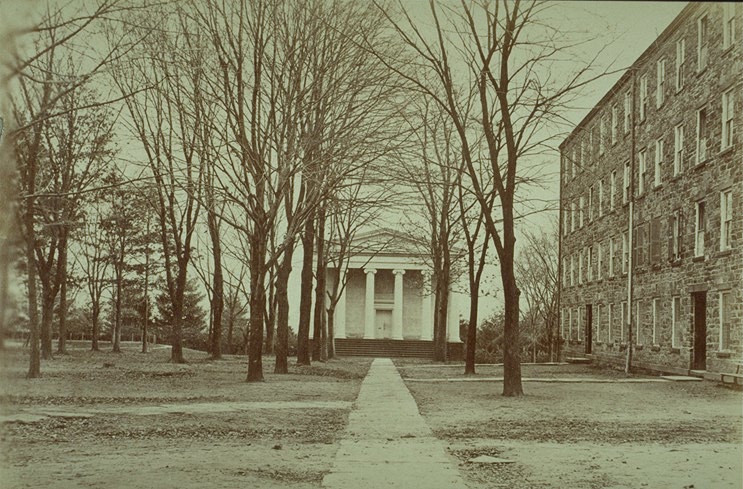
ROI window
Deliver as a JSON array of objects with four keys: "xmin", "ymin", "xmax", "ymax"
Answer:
[
  {"xmin": 723, "ymin": 3, "xmax": 736, "ymax": 50},
  {"xmin": 649, "ymin": 217, "xmax": 661, "ymax": 264},
  {"xmin": 579, "ymin": 140, "xmax": 584, "ymax": 168},
  {"xmin": 589, "ymin": 186, "xmax": 594, "ymax": 222},
  {"xmin": 720, "ymin": 189, "xmax": 733, "ymax": 251},
  {"xmin": 571, "ymin": 201, "xmax": 576, "ymax": 232},
  {"xmin": 563, "ymin": 257, "xmax": 568, "ymax": 285},
  {"xmin": 571, "ymin": 149, "xmax": 576, "ymax": 177},
  {"xmin": 652, "ymin": 298, "xmax": 659, "ymax": 345},
  {"xmin": 671, "ymin": 296, "xmax": 681, "ymax": 348},
  {"xmin": 623, "ymin": 161, "xmax": 630, "ymax": 204},
  {"xmin": 622, "ymin": 231, "xmax": 629, "ymax": 274},
  {"xmin": 638, "ymin": 149, "xmax": 647, "ymax": 195},
  {"xmin": 696, "ymin": 108, "xmax": 708, "ymax": 163},
  {"xmin": 579, "ymin": 196, "xmax": 585, "ymax": 228},
  {"xmin": 722, "ymin": 88, "xmax": 735, "ymax": 150},
  {"xmin": 568, "ymin": 308, "xmax": 573, "ymax": 339},
  {"xmin": 578, "ymin": 250, "xmax": 583, "ymax": 285},
  {"xmin": 621, "ymin": 301, "xmax": 628, "ymax": 342},
  {"xmin": 719, "ymin": 291, "xmax": 732, "ymax": 350},
  {"xmin": 596, "ymin": 304, "xmax": 602, "ymax": 343},
  {"xmin": 597, "ymin": 241, "xmax": 603, "ymax": 280},
  {"xmin": 695, "ymin": 201, "xmax": 706, "ymax": 257},
  {"xmin": 668, "ymin": 209, "xmax": 682, "ymax": 261},
  {"xmin": 598, "ymin": 180, "xmax": 604, "ymax": 217},
  {"xmin": 570, "ymin": 254, "xmax": 575, "ymax": 286},
  {"xmin": 608, "ymin": 303, "xmax": 614, "ymax": 343},
  {"xmin": 697, "ymin": 15, "xmax": 708, "ymax": 70},
  {"xmin": 634, "ymin": 222, "xmax": 647, "ymax": 267},
  {"xmin": 561, "ymin": 309, "xmax": 567, "ymax": 338},
  {"xmin": 674, "ymin": 124, "xmax": 684, "ymax": 176},
  {"xmin": 609, "ymin": 237, "xmax": 615, "ymax": 277},
  {"xmin": 576, "ymin": 307, "xmax": 581, "ymax": 340},
  {"xmin": 654, "ymin": 138, "xmax": 664, "ymax": 187},
  {"xmin": 589, "ymin": 127, "xmax": 595, "ymax": 164},
  {"xmin": 563, "ymin": 209, "xmax": 568, "ymax": 236},
  {"xmin": 599, "ymin": 116, "xmax": 606, "ymax": 155},
  {"xmin": 611, "ymin": 104, "xmax": 618, "ymax": 145},
  {"xmin": 623, "ymin": 91, "xmax": 631, "ymax": 134},
  {"xmin": 588, "ymin": 246, "xmax": 593, "ymax": 282},
  {"xmin": 639, "ymin": 74, "xmax": 648, "ymax": 121},
  {"xmin": 675, "ymin": 38, "xmax": 685, "ymax": 91},
  {"xmin": 610, "ymin": 170, "xmax": 617, "ymax": 210},
  {"xmin": 635, "ymin": 300, "xmax": 642, "ymax": 345},
  {"xmin": 656, "ymin": 58, "xmax": 666, "ymax": 107}
]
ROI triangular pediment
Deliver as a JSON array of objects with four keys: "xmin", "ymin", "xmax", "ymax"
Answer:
[{"xmin": 350, "ymin": 229, "xmax": 426, "ymax": 257}]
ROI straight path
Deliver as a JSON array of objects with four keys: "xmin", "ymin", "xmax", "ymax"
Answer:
[{"xmin": 322, "ymin": 358, "xmax": 468, "ymax": 488}]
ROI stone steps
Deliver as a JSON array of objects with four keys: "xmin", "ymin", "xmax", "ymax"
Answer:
[{"xmin": 334, "ymin": 338, "xmax": 434, "ymax": 358}]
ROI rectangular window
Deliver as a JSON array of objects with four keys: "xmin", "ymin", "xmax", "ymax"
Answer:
[
  {"xmin": 656, "ymin": 58, "xmax": 666, "ymax": 107},
  {"xmin": 668, "ymin": 209, "xmax": 682, "ymax": 261},
  {"xmin": 652, "ymin": 298, "xmax": 659, "ymax": 345},
  {"xmin": 579, "ymin": 140, "xmax": 584, "ymax": 168},
  {"xmin": 596, "ymin": 304, "xmax": 602, "ymax": 343},
  {"xmin": 674, "ymin": 124, "xmax": 684, "ymax": 175},
  {"xmin": 695, "ymin": 201, "xmax": 706, "ymax": 257},
  {"xmin": 611, "ymin": 104, "xmax": 618, "ymax": 145},
  {"xmin": 578, "ymin": 250, "xmax": 583, "ymax": 285},
  {"xmin": 634, "ymin": 222, "xmax": 647, "ymax": 267},
  {"xmin": 608, "ymin": 303, "xmax": 614, "ymax": 343},
  {"xmin": 636, "ymin": 300, "xmax": 642, "ymax": 345},
  {"xmin": 599, "ymin": 116, "xmax": 606, "ymax": 155},
  {"xmin": 671, "ymin": 296, "xmax": 681, "ymax": 348},
  {"xmin": 571, "ymin": 201, "xmax": 576, "ymax": 232},
  {"xmin": 722, "ymin": 88, "xmax": 735, "ymax": 150},
  {"xmin": 570, "ymin": 254, "xmax": 575, "ymax": 286},
  {"xmin": 589, "ymin": 186, "xmax": 594, "ymax": 222},
  {"xmin": 719, "ymin": 291, "xmax": 732, "ymax": 350},
  {"xmin": 697, "ymin": 14, "xmax": 708, "ymax": 70},
  {"xmin": 563, "ymin": 209, "xmax": 568, "ymax": 236},
  {"xmin": 610, "ymin": 170, "xmax": 617, "ymax": 210},
  {"xmin": 696, "ymin": 108, "xmax": 708, "ymax": 163},
  {"xmin": 623, "ymin": 91, "xmax": 631, "ymax": 134},
  {"xmin": 598, "ymin": 180, "xmax": 604, "ymax": 218},
  {"xmin": 623, "ymin": 161, "xmax": 630, "ymax": 204},
  {"xmin": 639, "ymin": 74, "xmax": 648, "ymax": 121},
  {"xmin": 589, "ymin": 130, "xmax": 594, "ymax": 165},
  {"xmin": 622, "ymin": 231, "xmax": 629, "ymax": 274},
  {"xmin": 588, "ymin": 246, "xmax": 593, "ymax": 282},
  {"xmin": 597, "ymin": 241, "xmax": 603, "ymax": 280},
  {"xmin": 720, "ymin": 189, "xmax": 733, "ymax": 251},
  {"xmin": 563, "ymin": 257, "xmax": 568, "ymax": 285},
  {"xmin": 568, "ymin": 308, "xmax": 573, "ymax": 339},
  {"xmin": 654, "ymin": 138, "xmax": 664, "ymax": 187},
  {"xmin": 649, "ymin": 217, "xmax": 661, "ymax": 264},
  {"xmin": 576, "ymin": 307, "xmax": 581, "ymax": 340},
  {"xmin": 723, "ymin": 3, "xmax": 736, "ymax": 50},
  {"xmin": 676, "ymin": 38, "xmax": 685, "ymax": 91},
  {"xmin": 571, "ymin": 148, "xmax": 576, "ymax": 177},
  {"xmin": 621, "ymin": 301, "xmax": 627, "ymax": 342},
  {"xmin": 579, "ymin": 196, "xmax": 585, "ymax": 228},
  {"xmin": 609, "ymin": 237, "xmax": 615, "ymax": 277},
  {"xmin": 638, "ymin": 149, "xmax": 647, "ymax": 195}
]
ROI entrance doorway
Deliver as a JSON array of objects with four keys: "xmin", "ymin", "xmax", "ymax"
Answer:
[
  {"xmin": 585, "ymin": 304, "xmax": 593, "ymax": 354},
  {"xmin": 375, "ymin": 310, "xmax": 392, "ymax": 339},
  {"xmin": 691, "ymin": 292, "xmax": 707, "ymax": 370}
]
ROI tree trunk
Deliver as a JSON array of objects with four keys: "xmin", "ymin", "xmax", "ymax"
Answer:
[
  {"xmin": 0, "ymin": 241, "xmax": 8, "ymax": 351},
  {"xmin": 501, "ymin": 254, "xmax": 523, "ymax": 396},
  {"xmin": 312, "ymin": 211, "xmax": 326, "ymax": 361},
  {"xmin": 91, "ymin": 301, "xmax": 100, "ymax": 351},
  {"xmin": 327, "ymin": 304, "xmax": 335, "ymax": 359},
  {"xmin": 246, "ymin": 232, "xmax": 266, "ymax": 382},
  {"xmin": 274, "ymin": 242, "xmax": 294, "ymax": 374},
  {"xmin": 40, "ymin": 287, "xmax": 54, "ymax": 360},
  {"xmin": 297, "ymin": 218, "xmax": 315, "ymax": 365},
  {"xmin": 113, "ymin": 276, "xmax": 122, "ymax": 353},
  {"xmin": 170, "ymin": 267, "xmax": 187, "ymax": 364},
  {"xmin": 465, "ymin": 291, "xmax": 478, "ymax": 375},
  {"xmin": 264, "ymin": 281, "xmax": 275, "ymax": 355},
  {"xmin": 209, "ymin": 210, "xmax": 223, "ymax": 359},
  {"xmin": 26, "ymin": 225, "xmax": 41, "ymax": 377},
  {"xmin": 433, "ymin": 271, "xmax": 449, "ymax": 362},
  {"xmin": 56, "ymin": 242, "xmax": 68, "ymax": 355},
  {"xmin": 142, "ymin": 239, "xmax": 149, "ymax": 354}
]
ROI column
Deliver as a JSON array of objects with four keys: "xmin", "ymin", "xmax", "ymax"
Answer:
[
  {"xmin": 420, "ymin": 271, "xmax": 433, "ymax": 340},
  {"xmin": 447, "ymin": 288, "xmax": 462, "ymax": 342},
  {"xmin": 364, "ymin": 268, "xmax": 377, "ymax": 339},
  {"xmin": 334, "ymin": 269, "xmax": 347, "ymax": 339},
  {"xmin": 392, "ymin": 269, "xmax": 405, "ymax": 340}
]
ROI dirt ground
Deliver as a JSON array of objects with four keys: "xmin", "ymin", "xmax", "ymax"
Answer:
[
  {"xmin": 0, "ymin": 343, "xmax": 371, "ymax": 489},
  {"xmin": 396, "ymin": 361, "xmax": 743, "ymax": 489}
]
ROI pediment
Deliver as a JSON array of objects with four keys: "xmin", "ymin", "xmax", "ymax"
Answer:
[{"xmin": 350, "ymin": 229, "xmax": 426, "ymax": 257}]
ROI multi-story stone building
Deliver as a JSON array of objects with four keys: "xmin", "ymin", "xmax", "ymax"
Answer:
[{"xmin": 559, "ymin": 2, "xmax": 741, "ymax": 377}]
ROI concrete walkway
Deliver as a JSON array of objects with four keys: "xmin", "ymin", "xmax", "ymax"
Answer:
[{"xmin": 322, "ymin": 358, "xmax": 467, "ymax": 489}]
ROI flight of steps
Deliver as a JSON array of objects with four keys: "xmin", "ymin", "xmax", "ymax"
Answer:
[{"xmin": 334, "ymin": 338, "xmax": 434, "ymax": 358}]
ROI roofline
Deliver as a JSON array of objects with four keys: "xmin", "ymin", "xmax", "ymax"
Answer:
[{"xmin": 560, "ymin": 1, "xmax": 697, "ymax": 151}]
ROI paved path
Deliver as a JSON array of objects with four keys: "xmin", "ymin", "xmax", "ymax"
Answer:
[{"xmin": 322, "ymin": 358, "xmax": 467, "ymax": 489}]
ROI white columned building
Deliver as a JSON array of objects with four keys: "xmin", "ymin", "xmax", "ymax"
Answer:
[{"xmin": 327, "ymin": 229, "xmax": 462, "ymax": 358}]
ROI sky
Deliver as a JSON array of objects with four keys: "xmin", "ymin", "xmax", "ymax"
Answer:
[{"xmin": 1, "ymin": 1, "xmax": 689, "ymax": 329}]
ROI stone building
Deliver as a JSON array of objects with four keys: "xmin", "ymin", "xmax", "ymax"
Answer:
[
  {"xmin": 559, "ymin": 2, "xmax": 742, "ymax": 377},
  {"xmin": 328, "ymin": 230, "xmax": 463, "ymax": 358}
]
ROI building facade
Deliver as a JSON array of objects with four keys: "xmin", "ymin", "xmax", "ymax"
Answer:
[
  {"xmin": 559, "ymin": 2, "xmax": 742, "ymax": 376},
  {"xmin": 329, "ymin": 230, "xmax": 463, "ymax": 358}
]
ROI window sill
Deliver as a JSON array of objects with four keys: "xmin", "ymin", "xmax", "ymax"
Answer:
[
  {"xmin": 650, "ymin": 345, "xmax": 661, "ymax": 352},
  {"xmin": 653, "ymin": 183, "xmax": 663, "ymax": 191},
  {"xmin": 635, "ymin": 344, "xmax": 644, "ymax": 351},
  {"xmin": 669, "ymin": 258, "xmax": 682, "ymax": 267},
  {"xmin": 716, "ymin": 351, "xmax": 732, "ymax": 359},
  {"xmin": 696, "ymin": 65, "xmax": 707, "ymax": 76},
  {"xmin": 719, "ymin": 145, "xmax": 734, "ymax": 157},
  {"xmin": 619, "ymin": 343, "xmax": 628, "ymax": 351},
  {"xmin": 606, "ymin": 342, "xmax": 615, "ymax": 348},
  {"xmin": 718, "ymin": 249, "xmax": 733, "ymax": 258},
  {"xmin": 670, "ymin": 173, "xmax": 682, "ymax": 182},
  {"xmin": 693, "ymin": 158, "xmax": 708, "ymax": 169},
  {"xmin": 692, "ymin": 255, "xmax": 705, "ymax": 263},
  {"xmin": 669, "ymin": 347, "xmax": 681, "ymax": 354},
  {"xmin": 596, "ymin": 341, "xmax": 604, "ymax": 346}
]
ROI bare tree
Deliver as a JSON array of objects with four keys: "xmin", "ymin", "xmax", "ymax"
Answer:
[{"xmin": 375, "ymin": 0, "xmax": 606, "ymax": 395}]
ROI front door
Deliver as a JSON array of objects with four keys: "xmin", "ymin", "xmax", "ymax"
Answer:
[
  {"xmin": 692, "ymin": 292, "xmax": 707, "ymax": 370},
  {"xmin": 585, "ymin": 304, "xmax": 593, "ymax": 354},
  {"xmin": 375, "ymin": 310, "xmax": 392, "ymax": 339}
]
